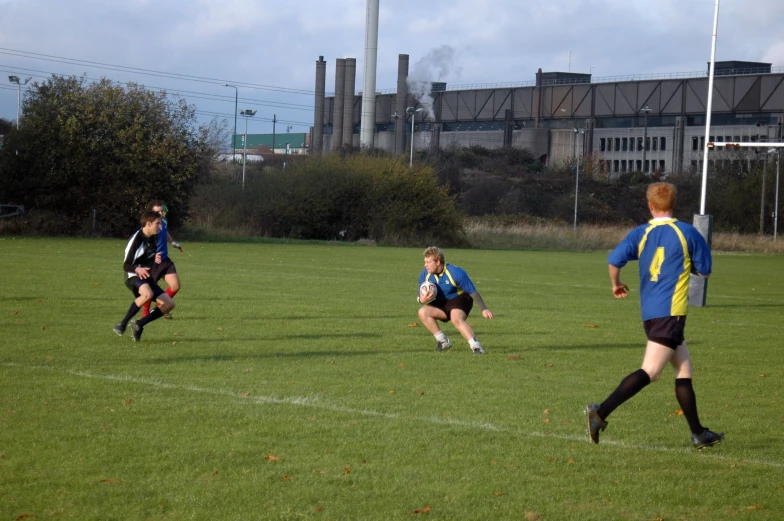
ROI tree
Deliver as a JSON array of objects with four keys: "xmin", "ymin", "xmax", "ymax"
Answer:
[{"xmin": 0, "ymin": 75, "xmax": 209, "ymax": 235}]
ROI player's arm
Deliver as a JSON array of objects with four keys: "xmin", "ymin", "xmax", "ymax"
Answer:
[
  {"xmin": 608, "ymin": 264, "xmax": 628, "ymax": 298},
  {"xmin": 469, "ymin": 291, "xmax": 494, "ymax": 319},
  {"xmin": 167, "ymin": 232, "xmax": 183, "ymax": 252}
]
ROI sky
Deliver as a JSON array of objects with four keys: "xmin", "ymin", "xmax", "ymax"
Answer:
[{"xmin": 1, "ymin": 0, "xmax": 783, "ymax": 139}]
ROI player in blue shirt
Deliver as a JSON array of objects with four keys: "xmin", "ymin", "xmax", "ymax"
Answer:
[
  {"xmin": 417, "ymin": 246, "xmax": 494, "ymax": 355},
  {"xmin": 586, "ymin": 183, "xmax": 723, "ymax": 449},
  {"xmin": 142, "ymin": 201, "xmax": 184, "ymax": 319}
]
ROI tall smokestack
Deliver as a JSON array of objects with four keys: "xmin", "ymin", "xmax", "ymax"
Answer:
[
  {"xmin": 395, "ymin": 54, "xmax": 409, "ymax": 155},
  {"xmin": 360, "ymin": 0, "xmax": 380, "ymax": 148},
  {"xmin": 313, "ymin": 56, "xmax": 327, "ymax": 154},
  {"xmin": 332, "ymin": 58, "xmax": 346, "ymax": 150},
  {"xmin": 342, "ymin": 58, "xmax": 357, "ymax": 147}
]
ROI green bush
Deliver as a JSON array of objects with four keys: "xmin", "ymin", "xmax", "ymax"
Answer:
[{"xmin": 188, "ymin": 154, "xmax": 465, "ymax": 246}]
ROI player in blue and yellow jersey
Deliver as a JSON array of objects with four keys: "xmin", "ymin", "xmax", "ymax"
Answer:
[
  {"xmin": 113, "ymin": 211, "xmax": 176, "ymax": 341},
  {"xmin": 586, "ymin": 182, "xmax": 723, "ymax": 449},
  {"xmin": 142, "ymin": 200, "xmax": 184, "ymax": 319},
  {"xmin": 417, "ymin": 246, "xmax": 494, "ymax": 355}
]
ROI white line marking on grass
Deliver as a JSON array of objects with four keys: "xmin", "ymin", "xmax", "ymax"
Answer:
[{"xmin": 3, "ymin": 362, "xmax": 782, "ymax": 469}]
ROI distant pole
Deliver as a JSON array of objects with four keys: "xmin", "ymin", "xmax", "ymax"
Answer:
[
  {"xmin": 641, "ymin": 105, "xmax": 651, "ymax": 172},
  {"xmin": 573, "ymin": 148, "xmax": 580, "ymax": 232},
  {"xmin": 775, "ymin": 150, "xmax": 781, "ymax": 240},
  {"xmin": 410, "ymin": 113, "xmax": 415, "ymax": 168},
  {"xmin": 223, "ymin": 84, "xmax": 238, "ymax": 161},
  {"xmin": 242, "ymin": 116, "xmax": 248, "ymax": 190},
  {"xmin": 272, "ymin": 114, "xmax": 277, "ymax": 167}
]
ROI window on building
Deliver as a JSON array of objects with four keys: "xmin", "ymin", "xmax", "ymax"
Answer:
[
  {"xmin": 692, "ymin": 137, "xmax": 699, "ymax": 150},
  {"xmin": 742, "ymin": 135, "xmax": 750, "ymax": 142},
  {"xmin": 659, "ymin": 160, "xmax": 666, "ymax": 170},
  {"xmin": 733, "ymin": 136, "xmax": 740, "ymax": 143},
  {"xmin": 614, "ymin": 160, "xmax": 619, "ymax": 173},
  {"xmin": 709, "ymin": 135, "xmax": 714, "ymax": 143},
  {"xmin": 700, "ymin": 136, "xmax": 705, "ymax": 149},
  {"xmin": 636, "ymin": 160, "xmax": 642, "ymax": 171},
  {"xmin": 630, "ymin": 138, "xmax": 635, "ymax": 151},
  {"xmin": 615, "ymin": 138, "xmax": 621, "ymax": 150},
  {"xmin": 652, "ymin": 137, "xmax": 658, "ymax": 151},
  {"xmin": 638, "ymin": 137, "xmax": 644, "ymax": 151},
  {"xmin": 644, "ymin": 160, "xmax": 649, "ymax": 173},
  {"xmin": 622, "ymin": 137, "xmax": 628, "ymax": 151},
  {"xmin": 645, "ymin": 137, "xmax": 651, "ymax": 151},
  {"xmin": 600, "ymin": 138, "xmax": 606, "ymax": 152},
  {"xmin": 621, "ymin": 160, "xmax": 627, "ymax": 172},
  {"xmin": 660, "ymin": 137, "xmax": 667, "ymax": 151},
  {"xmin": 690, "ymin": 160, "xmax": 698, "ymax": 171}
]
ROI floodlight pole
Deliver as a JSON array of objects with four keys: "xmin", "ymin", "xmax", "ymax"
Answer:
[
  {"xmin": 240, "ymin": 109, "xmax": 257, "ymax": 190},
  {"xmin": 775, "ymin": 150, "xmax": 780, "ymax": 241},
  {"xmin": 8, "ymin": 75, "xmax": 31, "ymax": 128}
]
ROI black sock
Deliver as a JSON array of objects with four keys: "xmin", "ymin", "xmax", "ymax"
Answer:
[
  {"xmin": 137, "ymin": 307, "xmax": 163, "ymax": 327},
  {"xmin": 675, "ymin": 378, "xmax": 704, "ymax": 435},
  {"xmin": 121, "ymin": 303, "xmax": 140, "ymax": 327},
  {"xmin": 599, "ymin": 369, "xmax": 651, "ymax": 420}
]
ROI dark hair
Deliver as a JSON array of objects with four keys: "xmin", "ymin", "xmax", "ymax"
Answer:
[
  {"xmin": 147, "ymin": 200, "xmax": 164, "ymax": 211},
  {"xmin": 140, "ymin": 210, "xmax": 161, "ymax": 225}
]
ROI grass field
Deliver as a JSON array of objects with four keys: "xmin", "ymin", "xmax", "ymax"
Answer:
[{"xmin": 1, "ymin": 237, "xmax": 782, "ymax": 520}]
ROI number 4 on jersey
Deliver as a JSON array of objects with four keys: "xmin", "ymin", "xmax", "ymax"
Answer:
[{"xmin": 649, "ymin": 247, "xmax": 665, "ymax": 282}]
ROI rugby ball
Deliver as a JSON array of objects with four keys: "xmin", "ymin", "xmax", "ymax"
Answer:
[{"xmin": 419, "ymin": 281, "xmax": 437, "ymax": 304}]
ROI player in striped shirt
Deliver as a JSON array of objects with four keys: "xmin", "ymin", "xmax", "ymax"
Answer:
[{"xmin": 113, "ymin": 210, "xmax": 176, "ymax": 342}]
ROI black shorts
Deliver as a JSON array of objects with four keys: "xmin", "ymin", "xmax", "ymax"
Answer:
[
  {"xmin": 428, "ymin": 293, "xmax": 474, "ymax": 322},
  {"xmin": 151, "ymin": 257, "xmax": 177, "ymax": 282},
  {"xmin": 125, "ymin": 276, "xmax": 166, "ymax": 300},
  {"xmin": 643, "ymin": 316, "xmax": 686, "ymax": 350}
]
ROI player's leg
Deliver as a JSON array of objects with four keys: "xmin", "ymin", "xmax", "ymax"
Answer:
[
  {"xmin": 670, "ymin": 341, "xmax": 722, "ymax": 447},
  {"xmin": 162, "ymin": 271, "xmax": 180, "ymax": 319},
  {"xmin": 418, "ymin": 305, "xmax": 451, "ymax": 350},
  {"xmin": 449, "ymin": 309, "xmax": 484, "ymax": 354},
  {"xmin": 115, "ymin": 280, "xmax": 152, "ymax": 335}
]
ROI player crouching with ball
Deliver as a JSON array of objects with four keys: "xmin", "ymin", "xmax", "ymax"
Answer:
[{"xmin": 417, "ymin": 246, "xmax": 494, "ymax": 355}]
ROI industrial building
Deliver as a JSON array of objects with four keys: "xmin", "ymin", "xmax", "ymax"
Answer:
[{"xmin": 312, "ymin": 56, "xmax": 784, "ymax": 174}]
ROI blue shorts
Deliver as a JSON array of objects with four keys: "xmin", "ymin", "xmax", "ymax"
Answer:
[{"xmin": 125, "ymin": 276, "xmax": 166, "ymax": 300}]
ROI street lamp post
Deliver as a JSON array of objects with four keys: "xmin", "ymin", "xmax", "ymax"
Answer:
[
  {"xmin": 640, "ymin": 105, "xmax": 651, "ymax": 172},
  {"xmin": 768, "ymin": 148, "xmax": 780, "ymax": 241},
  {"xmin": 407, "ymin": 107, "xmax": 423, "ymax": 168},
  {"xmin": 272, "ymin": 114, "xmax": 277, "ymax": 167},
  {"xmin": 8, "ymin": 75, "xmax": 32, "ymax": 128},
  {"xmin": 392, "ymin": 112, "xmax": 399, "ymax": 154},
  {"xmin": 574, "ymin": 128, "xmax": 586, "ymax": 232},
  {"xmin": 223, "ymin": 84, "xmax": 238, "ymax": 160},
  {"xmin": 240, "ymin": 109, "xmax": 256, "ymax": 190}
]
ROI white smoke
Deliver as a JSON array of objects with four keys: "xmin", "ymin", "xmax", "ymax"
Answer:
[{"xmin": 406, "ymin": 45, "xmax": 461, "ymax": 121}]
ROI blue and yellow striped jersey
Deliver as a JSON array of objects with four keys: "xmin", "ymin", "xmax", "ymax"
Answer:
[
  {"xmin": 418, "ymin": 263, "xmax": 477, "ymax": 302},
  {"xmin": 608, "ymin": 218, "xmax": 712, "ymax": 320}
]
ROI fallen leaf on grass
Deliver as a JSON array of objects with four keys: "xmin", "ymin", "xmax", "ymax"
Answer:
[
  {"xmin": 568, "ymin": 458, "xmax": 575, "ymax": 464},
  {"xmin": 212, "ymin": 470, "xmax": 220, "ymax": 476},
  {"xmin": 344, "ymin": 467, "xmax": 351, "ymax": 475},
  {"xmin": 418, "ymin": 391, "xmax": 425, "ymax": 396},
  {"xmin": 543, "ymin": 418, "xmax": 550, "ymax": 424},
  {"xmin": 388, "ymin": 390, "xmax": 395, "ymax": 394},
  {"xmin": 123, "ymin": 399, "xmax": 133, "ymax": 405},
  {"xmin": 281, "ymin": 475, "xmax": 291, "ymax": 481},
  {"xmin": 410, "ymin": 505, "xmax": 431, "ymax": 514},
  {"xmin": 408, "ymin": 323, "xmax": 418, "ymax": 328},
  {"xmin": 493, "ymin": 490, "xmax": 503, "ymax": 496},
  {"xmin": 315, "ymin": 506, "xmax": 323, "ymax": 512},
  {"xmin": 265, "ymin": 455, "xmax": 280, "ymax": 462},
  {"xmin": 100, "ymin": 478, "xmax": 123, "ymax": 484},
  {"xmin": 171, "ymin": 341, "xmax": 177, "ymax": 346},
  {"xmin": 746, "ymin": 504, "xmax": 763, "ymax": 510},
  {"xmin": 543, "ymin": 409, "xmax": 550, "ymax": 415},
  {"xmin": 12, "ymin": 311, "xmax": 19, "ymax": 315},
  {"xmin": 549, "ymin": 457, "xmax": 558, "ymax": 462},
  {"xmin": 240, "ymin": 392, "xmax": 251, "ymax": 397},
  {"xmin": 15, "ymin": 515, "xmax": 30, "ymax": 520},
  {"xmin": 507, "ymin": 354, "xmax": 520, "ymax": 360},
  {"xmin": 671, "ymin": 409, "xmax": 684, "ymax": 416},
  {"xmin": 42, "ymin": 326, "xmax": 47, "ymax": 330},
  {"xmin": 399, "ymin": 362, "xmax": 407, "ymax": 367},
  {"xmin": 584, "ymin": 324, "xmax": 598, "ymax": 328},
  {"xmin": 217, "ymin": 327, "xmax": 223, "ymax": 331},
  {"xmin": 759, "ymin": 374, "xmax": 767, "ymax": 377},
  {"xmin": 525, "ymin": 512, "xmax": 541, "ymax": 521}
]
